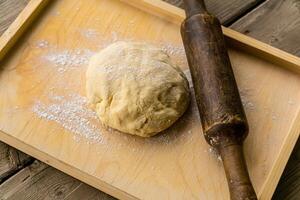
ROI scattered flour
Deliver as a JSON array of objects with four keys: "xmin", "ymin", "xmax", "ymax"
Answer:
[
  {"xmin": 272, "ymin": 113, "xmax": 278, "ymax": 121},
  {"xmin": 288, "ymin": 99, "xmax": 295, "ymax": 106},
  {"xmin": 80, "ymin": 29, "xmax": 99, "ymax": 39},
  {"xmin": 183, "ymin": 69, "xmax": 193, "ymax": 87},
  {"xmin": 36, "ymin": 40, "xmax": 49, "ymax": 48},
  {"xmin": 111, "ymin": 31, "xmax": 119, "ymax": 43},
  {"xmin": 50, "ymin": 10, "xmax": 60, "ymax": 17},
  {"xmin": 242, "ymin": 100, "xmax": 255, "ymax": 110},
  {"xmin": 160, "ymin": 43, "xmax": 187, "ymax": 66},
  {"xmin": 33, "ymin": 93, "xmax": 104, "ymax": 143},
  {"xmin": 44, "ymin": 49, "xmax": 94, "ymax": 73},
  {"xmin": 209, "ymin": 147, "xmax": 222, "ymax": 162},
  {"xmin": 161, "ymin": 43, "xmax": 185, "ymax": 58},
  {"xmin": 128, "ymin": 19, "xmax": 136, "ymax": 25},
  {"xmin": 240, "ymin": 89, "xmax": 255, "ymax": 111}
]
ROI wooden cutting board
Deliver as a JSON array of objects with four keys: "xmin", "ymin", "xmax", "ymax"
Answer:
[{"xmin": 1, "ymin": 0, "xmax": 300, "ymax": 199}]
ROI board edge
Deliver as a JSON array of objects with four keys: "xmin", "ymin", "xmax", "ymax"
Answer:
[
  {"xmin": 125, "ymin": 0, "xmax": 300, "ymax": 74},
  {"xmin": 0, "ymin": 0, "xmax": 50, "ymax": 61},
  {"xmin": 0, "ymin": 0, "xmax": 299, "ymax": 199},
  {"xmin": 0, "ymin": 130, "xmax": 139, "ymax": 200},
  {"xmin": 258, "ymin": 111, "xmax": 300, "ymax": 199}
]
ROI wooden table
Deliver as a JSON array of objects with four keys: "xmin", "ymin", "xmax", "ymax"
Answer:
[{"xmin": 0, "ymin": 0, "xmax": 299, "ymax": 199}]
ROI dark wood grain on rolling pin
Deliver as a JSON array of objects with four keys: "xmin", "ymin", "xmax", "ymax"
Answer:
[{"xmin": 181, "ymin": 0, "xmax": 257, "ymax": 199}]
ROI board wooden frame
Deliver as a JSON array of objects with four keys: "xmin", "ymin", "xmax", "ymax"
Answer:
[{"xmin": 0, "ymin": 0, "xmax": 300, "ymax": 199}]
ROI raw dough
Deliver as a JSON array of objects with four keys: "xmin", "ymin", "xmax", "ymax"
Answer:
[{"xmin": 86, "ymin": 42, "xmax": 190, "ymax": 137}]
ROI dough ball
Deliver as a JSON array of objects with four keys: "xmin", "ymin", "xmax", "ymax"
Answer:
[{"xmin": 86, "ymin": 42, "xmax": 190, "ymax": 137}]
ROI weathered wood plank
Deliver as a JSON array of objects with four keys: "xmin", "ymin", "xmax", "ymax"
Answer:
[
  {"xmin": 231, "ymin": 0, "xmax": 300, "ymax": 56},
  {"xmin": 230, "ymin": 0, "xmax": 300, "ymax": 199},
  {"xmin": 0, "ymin": 0, "xmax": 29, "ymax": 35},
  {"xmin": 0, "ymin": 142, "xmax": 33, "ymax": 183},
  {"xmin": 0, "ymin": 161, "xmax": 115, "ymax": 200},
  {"xmin": 64, "ymin": 183, "xmax": 116, "ymax": 200},
  {"xmin": 273, "ymin": 140, "xmax": 300, "ymax": 200},
  {"xmin": 163, "ymin": 0, "xmax": 264, "ymax": 25}
]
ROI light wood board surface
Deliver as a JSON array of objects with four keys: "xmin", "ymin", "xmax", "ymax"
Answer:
[
  {"xmin": 0, "ymin": 0, "xmax": 300, "ymax": 199},
  {"xmin": 230, "ymin": 0, "xmax": 300, "ymax": 199}
]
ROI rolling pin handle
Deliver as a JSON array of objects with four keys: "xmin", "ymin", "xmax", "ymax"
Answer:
[
  {"xmin": 218, "ymin": 134, "xmax": 257, "ymax": 200},
  {"xmin": 183, "ymin": 0, "xmax": 207, "ymax": 17}
]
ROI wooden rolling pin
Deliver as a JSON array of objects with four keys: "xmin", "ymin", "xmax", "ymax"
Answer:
[{"xmin": 180, "ymin": 0, "xmax": 257, "ymax": 199}]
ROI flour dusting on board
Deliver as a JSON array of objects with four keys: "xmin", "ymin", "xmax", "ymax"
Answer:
[
  {"xmin": 36, "ymin": 40, "xmax": 49, "ymax": 48},
  {"xmin": 80, "ymin": 29, "xmax": 99, "ymax": 39},
  {"xmin": 183, "ymin": 69, "xmax": 193, "ymax": 87},
  {"xmin": 33, "ymin": 93, "xmax": 104, "ymax": 143},
  {"xmin": 43, "ymin": 49, "xmax": 95, "ymax": 73},
  {"xmin": 209, "ymin": 147, "xmax": 222, "ymax": 162},
  {"xmin": 161, "ymin": 43, "xmax": 186, "ymax": 59}
]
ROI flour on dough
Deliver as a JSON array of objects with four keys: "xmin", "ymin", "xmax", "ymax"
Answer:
[{"xmin": 86, "ymin": 42, "xmax": 190, "ymax": 137}]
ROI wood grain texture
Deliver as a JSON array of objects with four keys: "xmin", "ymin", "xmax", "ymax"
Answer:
[
  {"xmin": 0, "ymin": 142, "xmax": 32, "ymax": 183},
  {"xmin": 163, "ymin": 0, "xmax": 264, "ymax": 25},
  {"xmin": 231, "ymin": 0, "xmax": 300, "ymax": 56},
  {"xmin": 230, "ymin": 1, "xmax": 300, "ymax": 199},
  {"xmin": 0, "ymin": 0, "xmax": 33, "ymax": 186},
  {"xmin": 0, "ymin": 1, "xmax": 115, "ymax": 199},
  {"xmin": 0, "ymin": 0, "xmax": 29, "ymax": 35},
  {"xmin": 0, "ymin": 160, "xmax": 115, "ymax": 200},
  {"xmin": 273, "ymin": 140, "xmax": 300, "ymax": 200},
  {"xmin": 181, "ymin": 2, "xmax": 256, "ymax": 198},
  {"xmin": 64, "ymin": 183, "xmax": 116, "ymax": 200},
  {"xmin": 0, "ymin": 0, "xmax": 51, "ymax": 61},
  {"xmin": 0, "ymin": 0, "xmax": 300, "ymax": 199}
]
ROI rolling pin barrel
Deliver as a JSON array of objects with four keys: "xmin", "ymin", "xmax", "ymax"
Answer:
[{"xmin": 181, "ymin": 0, "xmax": 257, "ymax": 199}]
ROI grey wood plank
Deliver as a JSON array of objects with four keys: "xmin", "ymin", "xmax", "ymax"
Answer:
[
  {"xmin": 272, "ymin": 140, "xmax": 300, "ymax": 200},
  {"xmin": 0, "ymin": 142, "xmax": 33, "ymax": 183},
  {"xmin": 163, "ymin": 0, "xmax": 264, "ymax": 25},
  {"xmin": 230, "ymin": 0, "xmax": 300, "ymax": 199},
  {"xmin": 231, "ymin": 0, "xmax": 300, "ymax": 56},
  {"xmin": 0, "ymin": 0, "xmax": 29, "ymax": 35},
  {"xmin": 0, "ymin": 161, "xmax": 115, "ymax": 200},
  {"xmin": 64, "ymin": 183, "xmax": 116, "ymax": 200}
]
